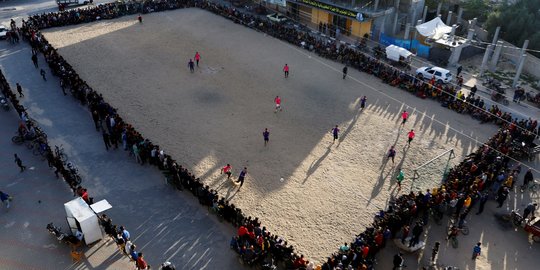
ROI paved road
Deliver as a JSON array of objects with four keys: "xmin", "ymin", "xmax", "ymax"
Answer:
[
  {"xmin": 0, "ymin": 1, "xmax": 539, "ymax": 269},
  {"xmin": 0, "ymin": 90, "xmax": 136, "ymax": 268},
  {"xmin": 0, "ymin": 41, "xmax": 244, "ymax": 269},
  {"xmin": 0, "ymin": 0, "xmax": 115, "ymax": 28}
]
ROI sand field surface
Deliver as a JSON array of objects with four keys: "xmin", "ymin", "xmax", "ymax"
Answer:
[{"xmin": 43, "ymin": 8, "xmax": 498, "ymax": 262}]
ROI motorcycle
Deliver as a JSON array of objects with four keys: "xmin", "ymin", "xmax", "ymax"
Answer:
[
  {"xmin": 482, "ymin": 77, "xmax": 502, "ymax": 89},
  {"xmin": 46, "ymin": 223, "xmax": 79, "ymax": 244},
  {"xmin": 526, "ymin": 91, "xmax": 540, "ymax": 107},
  {"xmin": 0, "ymin": 95, "xmax": 9, "ymax": 111},
  {"xmin": 491, "ymin": 90, "xmax": 509, "ymax": 105}
]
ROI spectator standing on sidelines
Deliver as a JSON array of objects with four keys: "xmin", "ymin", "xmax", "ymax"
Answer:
[
  {"xmin": 521, "ymin": 169, "xmax": 534, "ymax": 191},
  {"xmin": 188, "ymin": 59, "xmax": 195, "ymax": 73},
  {"xmin": 431, "ymin": 242, "xmax": 440, "ymax": 263},
  {"xmin": 496, "ymin": 186, "xmax": 509, "ymax": 208},
  {"xmin": 102, "ymin": 131, "xmax": 111, "ymax": 151},
  {"xmin": 16, "ymin": 83, "xmax": 24, "ymax": 97},
  {"xmin": 120, "ymin": 226, "xmax": 130, "ymax": 242},
  {"xmin": 136, "ymin": 252, "xmax": 149, "ymax": 270},
  {"xmin": 236, "ymin": 167, "xmax": 247, "ymax": 188},
  {"xmin": 392, "ymin": 252, "xmax": 404, "ymax": 270},
  {"xmin": 263, "ymin": 128, "xmax": 270, "ymax": 146},
  {"xmin": 31, "ymin": 53, "xmax": 38, "ymax": 68},
  {"xmin": 472, "ymin": 242, "xmax": 481, "ymax": 259},
  {"xmin": 283, "ymin": 64, "xmax": 289, "ymax": 78},
  {"xmin": 221, "ymin": 164, "xmax": 232, "ymax": 179},
  {"xmin": 401, "ymin": 110, "xmax": 409, "ymax": 126},
  {"xmin": 194, "ymin": 52, "xmax": 201, "ymax": 67},
  {"xmin": 60, "ymin": 78, "xmax": 67, "ymax": 95},
  {"xmin": 407, "ymin": 129, "xmax": 415, "ymax": 145},
  {"xmin": 0, "ymin": 190, "xmax": 12, "ymax": 209},
  {"xmin": 476, "ymin": 192, "xmax": 489, "ymax": 215},
  {"xmin": 409, "ymin": 222, "xmax": 423, "ymax": 247},
  {"xmin": 129, "ymin": 244, "xmax": 138, "ymax": 261},
  {"xmin": 331, "ymin": 125, "xmax": 339, "ymax": 142},
  {"xmin": 14, "ymin": 154, "xmax": 26, "ymax": 172},
  {"xmin": 523, "ymin": 203, "xmax": 537, "ymax": 220},
  {"xmin": 40, "ymin": 69, "xmax": 47, "ymax": 81}
]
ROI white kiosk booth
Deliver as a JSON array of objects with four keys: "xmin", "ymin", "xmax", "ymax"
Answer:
[{"xmin": 64, "ymin": 197, "xmax": 112, "ymax": 245}]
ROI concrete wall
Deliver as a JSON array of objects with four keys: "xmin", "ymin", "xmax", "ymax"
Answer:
[{"xmin": 499, "ymin": 40, "xmax": 540, "ymax": 79}]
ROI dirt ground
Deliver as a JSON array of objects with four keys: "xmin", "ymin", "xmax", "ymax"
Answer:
[{"xmin": 42, "ymin": 8, "xmax": 501, "ymax": 263}]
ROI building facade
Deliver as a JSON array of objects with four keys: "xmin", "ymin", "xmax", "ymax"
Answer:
[{"xmin": 263, "ymin": 0, "xmax": 395, "ymax": 40}]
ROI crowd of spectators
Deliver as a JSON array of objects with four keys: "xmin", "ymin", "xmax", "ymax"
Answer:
[
  {"xmin": 18, "ymin": 0, "xmax": 540, "ymax": 139},
  {"xmin": 6, "ymin": 0, "xmax": 538, "ymax": 269}
]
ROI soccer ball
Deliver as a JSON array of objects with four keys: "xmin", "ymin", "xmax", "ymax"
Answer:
[{"xmin": 280, "ymin": 177, "xmax": 284, "ymax": 182}]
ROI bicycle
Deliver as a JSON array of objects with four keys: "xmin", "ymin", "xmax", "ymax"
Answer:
[
  {"xmin": 520, "ymin": 180, "xmax": 540, "ymax": 193},
  {"xmin": 12, "ymin": 132, "xmax": 25, "ymax": 145},
  {"xmin": 33, "ymin": 143, "xmax": 50, "ymax": 158},
  {"xmin": 26, "ymin": 135, "xmax": 48, "ymax": 150},
  {"xmin": 448, "ymin": 219, "xmax": 469, "ymax": 235}
]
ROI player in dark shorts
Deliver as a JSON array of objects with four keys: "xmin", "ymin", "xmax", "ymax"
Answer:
[
  {"xmin": 236, "ymin": 167, "xmax": 247, "ymax": 187},
  {"xmin": 263, "ymin": 128, "xmax": 270, "ymax": 146},
  {"xmin": 221, "ymin": 164, "xmax": 232, "ymax": 179},
  {"xmin": 332, "ymin": 125, "xmax": 340, "ymax": 142},
  {"xmin": 387, "ymin": 146, "xmax": 396, "ymax": 164}
]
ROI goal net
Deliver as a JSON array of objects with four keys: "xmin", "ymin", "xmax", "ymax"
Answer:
[{"xmin": 410, "ymin": 149, "xmax": 455, "ymax": 192}]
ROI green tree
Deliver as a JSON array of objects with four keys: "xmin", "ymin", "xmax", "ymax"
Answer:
[
  {"xmin": 485, "ymin": 0, "xmax": 540, "ymax": 57},
  {"xmin": 462, "ymin": 0, "xmax": 490, "ymax": 21}
]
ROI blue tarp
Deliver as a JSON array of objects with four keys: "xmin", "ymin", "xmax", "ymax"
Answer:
[{"xmin": 379, "ymin": 33, "xmax": 430, "ymax": 58}]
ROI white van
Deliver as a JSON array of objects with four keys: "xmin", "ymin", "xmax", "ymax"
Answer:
[
  {"xmin": 56, "ymin": 0, "xmax": 92, "ymax": 9},
  {"xmin": 416, "ymin": 66, "xmax": 453, "ymax": 84}
]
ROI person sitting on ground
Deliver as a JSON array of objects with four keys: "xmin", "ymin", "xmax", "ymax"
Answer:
[{"xmin": 293, "ymin": 254, "xmax": 307, "ymax": 269}]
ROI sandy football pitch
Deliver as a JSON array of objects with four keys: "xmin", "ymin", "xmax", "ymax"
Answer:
[{"xmin": 42, "ymin": 8, "xmax": 497, "ymax": 261}]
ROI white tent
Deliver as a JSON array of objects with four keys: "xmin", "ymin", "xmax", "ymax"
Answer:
[
  {"xmin": 386, "ymin": 45, "xmax": 413, "ymax": 62},
  {"xmin": 415, "ymin": 17, "xmax": 452, "ymax": 39}
]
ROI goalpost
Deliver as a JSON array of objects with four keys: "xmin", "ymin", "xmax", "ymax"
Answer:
[{"xmin": 410, "ymin": 148, "xmax": 455, "ymax": 192}]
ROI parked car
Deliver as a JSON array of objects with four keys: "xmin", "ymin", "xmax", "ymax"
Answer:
[
  {"xmin": 0, "ymin": 26, "xmax": 8, "ymax": 40},
  {"xmin": 266, "ymin": 13, "xmax": 287, "ymax": 23},
  {"xmin": 416, "ymin": 66, "xmax": 453, "ymax": 84},
  {"xmin": 56, "ymin": 0, "xmax": 91, "ymax": 11}
]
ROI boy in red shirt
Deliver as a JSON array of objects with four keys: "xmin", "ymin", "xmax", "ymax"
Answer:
[
  {"xmin": 407, "ymin": 129, "xmax": 415, "ymax": 145},
  {"xmin": 283, "ymin": 64, "xmax": 289, "ymax": 78},
  {"xmin": 221, "ymin": 164, "xmax": 232, "ymax": 179},
  {"xmin": 274, "ymin": 96, "xmax": 282, "ymax": 113},
  {"xmin": 401, "ymin": 110, "xmax": 409, "ymax": 125},
  {"xmin": 194, "ymin": 52, "xmax": 201, "ymax": 67}
]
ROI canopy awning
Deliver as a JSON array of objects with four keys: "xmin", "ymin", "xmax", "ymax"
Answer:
[{"xmin": 415, "ymin": 17, "xmax": 452, "ymax": 39}]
